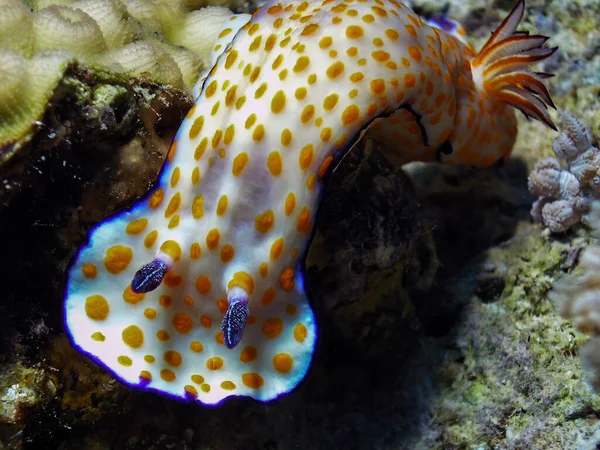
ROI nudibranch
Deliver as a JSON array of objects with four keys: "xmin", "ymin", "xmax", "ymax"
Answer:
[{"xmin": 65, "ymin": 0, "xmax": 557, "ymax": 405}]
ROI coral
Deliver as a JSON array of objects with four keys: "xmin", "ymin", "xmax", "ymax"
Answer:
[
  {"xmin": 0, "ymin": 0, "xmax": 235, "ymax": 161},
  {"xmin": 549, "ymin": 245, "xmax": 600, "ymax": 389},
  {"xmin": 528, "ymin": 111, "xmax": 600, "ymax": 233}
]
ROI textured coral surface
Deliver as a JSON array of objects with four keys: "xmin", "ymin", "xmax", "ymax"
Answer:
[{"xmin": 1, "ymin": 0, "xmax": 600, "ymax": 449}]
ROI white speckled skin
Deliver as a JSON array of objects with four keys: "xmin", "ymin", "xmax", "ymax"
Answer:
[{"xmin": 65, "ymin": 0, "xmax": 556, "ymax": 405}]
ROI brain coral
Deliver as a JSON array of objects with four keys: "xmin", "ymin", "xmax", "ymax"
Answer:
[{"xmin": 0, "ymin": 0, "xmax": 235, "ymax": 162}]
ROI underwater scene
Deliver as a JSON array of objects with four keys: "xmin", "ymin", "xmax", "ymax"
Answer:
[{"xmin": 1, "ymin": 0, "xmax": 600, "ymax": 448}]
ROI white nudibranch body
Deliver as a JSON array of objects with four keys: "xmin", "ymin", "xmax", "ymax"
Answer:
[{"xmin": 65, "ymin": 0, "xmax": 557, "ymax": 405}]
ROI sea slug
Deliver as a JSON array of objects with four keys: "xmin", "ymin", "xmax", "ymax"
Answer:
[{"xmin": 64, "ymin": 0, "xmax": 557, "ymax": 405}]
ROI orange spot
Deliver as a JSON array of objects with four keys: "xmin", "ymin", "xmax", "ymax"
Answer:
[
  {"xmin": 341, "ymin": 104, "xmax": 360, "ymax": 124},
  {"xmin": 172, "ymin": 313, "xmax": 193, "ymax": 333},
  {"xmin": 191, "ymin": 374, "xmax": 204, "ymax": 384},
  {"xmin": 164, "ymin": 271, "xmax": 182, "ymax": 288},
  {"xmin": 262, "ymin": 287, "xmax": 276, "ymax": 305},
  {"xmin": 296, "ymin": 207, "xmax": 310, "ymax": 232},
  {"xmin": 104, "ymin": 245, "xmax": 133, "ymax": 274},
  {"xmin": 118, "ymin": 356, "xmax": 132, "ymax": 367},
  {"xmin": 190, "ymin": 242, "xmax": 201, "ymax": 259},
  {"xmin": 271, "ymin": 90, "xmax": 286, "ymax": 114},
  {"xmin": 320, "ymin": 127, "xmax": 332, "ymax": 143},
  {"xmin": 299, "ymin": 144, "xmax": 314, "ymax": 170},
  {"xmin": 160, "ymin": 369, "xmax": 176, "ymax": 382},
  {"xmin": 240, "ymin": 345, "xmax": 258, "ymax": 362},
  {"xmin": 346, "ymin": 25, "xmax": 364, "ymax": 39},
  {"xmin": 254, "ymin": 210, "xmax": 275, "ymax": 233},
  {"xmin": 232, "ymin": 152, "xmax": 249, "ymax": 176},
  {"xmin": 404, "ymin": 73, "xmax": 416, "ymax": 88},
  {"xmin": 192, "ymin": 195, "xmax": 204, "ymax": 220},
  {"xmin": 270, "ymin": 238, "xmax": 284, "ymax": 260},
  {"xmin": 280, "ymin": 267, "xmax": 295, "ymax": 292},
  {"xmin": 156, "ymin": 330, "xmax": 170, "ymax": 341},
  {"xmin": 326, "ymin": 61, "xmax": 345, "ymax": 79},
  {"xmin": 301, "ymin": 104, "xmax": 315, "ymax": 123},
  {"xmin": 160, "ymin": 240, "xmax": 182, "ymax": 261},
  {"xmin": 215, "ymin": 331, "xmax": 224, "ymax": 345},
  {"xmin": 159, "ymin": 295, "xmax": 172, "ymax": 308},
  {"xmin": 206, "ymin": 357, "xmax": 224, "ymax": 370},
  {"xmin": 190, "ymin": 341, "xmax": 203, "ymax": 352},
  {"xmin": 294, "ymin": 55, "xmax": 310, "ymax": 72},
  {"xmin": 81, "ymin": 263, "xmax": 97, "ymax": 279},
  {"xmin": 285, "ymin": 192, "xmax": 296, "ymax": 216},
  {"xmin": 281, "ymin": 129, "xmax": 292, "ymax": 147},
  {"xmin": 195, "ymin": 275, "xmax": 212, "ymax": 294},
  {"xmin": 185, "ymin": 385, "xmax": 198, "ymax": 397},
  {"xmin": 262, "ymin": 317, "xmax": 284, "ymax": 339},
  {"xmin": 217, "ymin": 299, "xmax": 228, "ymax": 314},
  {"xmin": 206, "ymin": 228, "xmax": 220, "ymax": 250},
  {"xmin": 286, "ymin": 304, "xmax": 297, "ymax": 315},
  {"xmin": 221, "ymin": 381, "xmax": 236, "ymax": 390},
  {"xmin": 221, "ymin": 244, "xmax": 235, "ymax": 263},
  {"xmin": 372, "ymin": 50, "xmax": 390, "ymax": 62},
  {"xmin": 148, "ymin": 189, "xmax": 164, "ymax": 209},
  {"xmin": 242, "ymin": 373, "xmax": 264, "ymax": 389},
  {"xmin": 294, "ymin": 323, "xmax": 308, "ymax": 342},
  {"xmin": 123, "ymin": 285, "xmax": 145, "ymax": 304},
  {"xmin": 144, "ymin": 308, "xmax": 157, "ymax": 319},
  {"xmin": 167, "ymin": 141, "xmax": 177, "ymax": 162},
  {"xmin": 370, "ymin": 78, "xmax": 385, "ymax": 94},
  {"xmin": 408, "ymin": 46, "xmax": 422, "ymax": 61},
  {"xmin": 200, "ymin": 314, "xmax": 212, "ymax": 328},
  {"xmin": 85, "ymin": 295, "xmax": 109, "ymax": 321},
  {"xmin": 167, "ymin": 215, "xmax": 180, "ymax": 229},
  {"xmin": 139, "ymin": 370, "xmax": 152, "ymax": 381},
  {"xmin": 165, "ymin": 192, "xmax": 181, "ymax": 218},
  {"xmin": 122, "ymin": 325, "xmax": 144, "ymax": 348},
  {"xmin": 126, "ymin": 218, "xmax": 148, "ymax": 235},
  {"xmin": 267, "ymin": 151, "xmax": 283, "ymax": 176},
  {"xmin": 164, "ymin": 350, "xmax": 182, "ymax": 367},
  {"xmin": 228, "ymin": 271, "xmax": 255, "ymax": 294},
  {"xmin": 318, "ymin": 155, "xmax": 334, "ymax": 179},
  {"xmin": 248, "ymin": 315, "xmax": 257, "ymax": 325},
  {"xmin": 273, "ymin": 353, "xmax": 294, "ymax": 373},
  {"xmin": 435, "ymin": 92, "xmax": 446, "ymax": 107},
  {"xmin": 191, "ymin": 167, "xmax": 200, "ymax": 185},
  {"xmin": 259, "ymin": 262, "xmax": 268, "ymax": 278},
  {"xmin": 252, "ymin": 124, "xmax": 265, "ymax": 142},
  {"xmin": 144, "ymin": 230, "xmax": 158, "ymax": 248},
  {"xmin": 170, "ymin": 167, "xmax": 180, "ymax": 188}
]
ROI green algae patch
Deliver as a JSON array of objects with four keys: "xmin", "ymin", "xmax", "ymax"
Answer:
[{"xmin": 427, "ymin": 229, "xmax": 600, "ymax": 448}]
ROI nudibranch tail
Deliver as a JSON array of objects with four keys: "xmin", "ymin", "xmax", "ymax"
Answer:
[{"xmin": 471, "ymin": 0, "xmax": 558, "ymax": 130}]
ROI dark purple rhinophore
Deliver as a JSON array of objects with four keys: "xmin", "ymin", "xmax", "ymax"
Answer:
[
  {"xmin": 131, "ymin": 259, "xmax": 168, "ymax": 293},
  {"xmin": 221, "ymin": 297, "xmax": 249, "ymax": 349}
]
